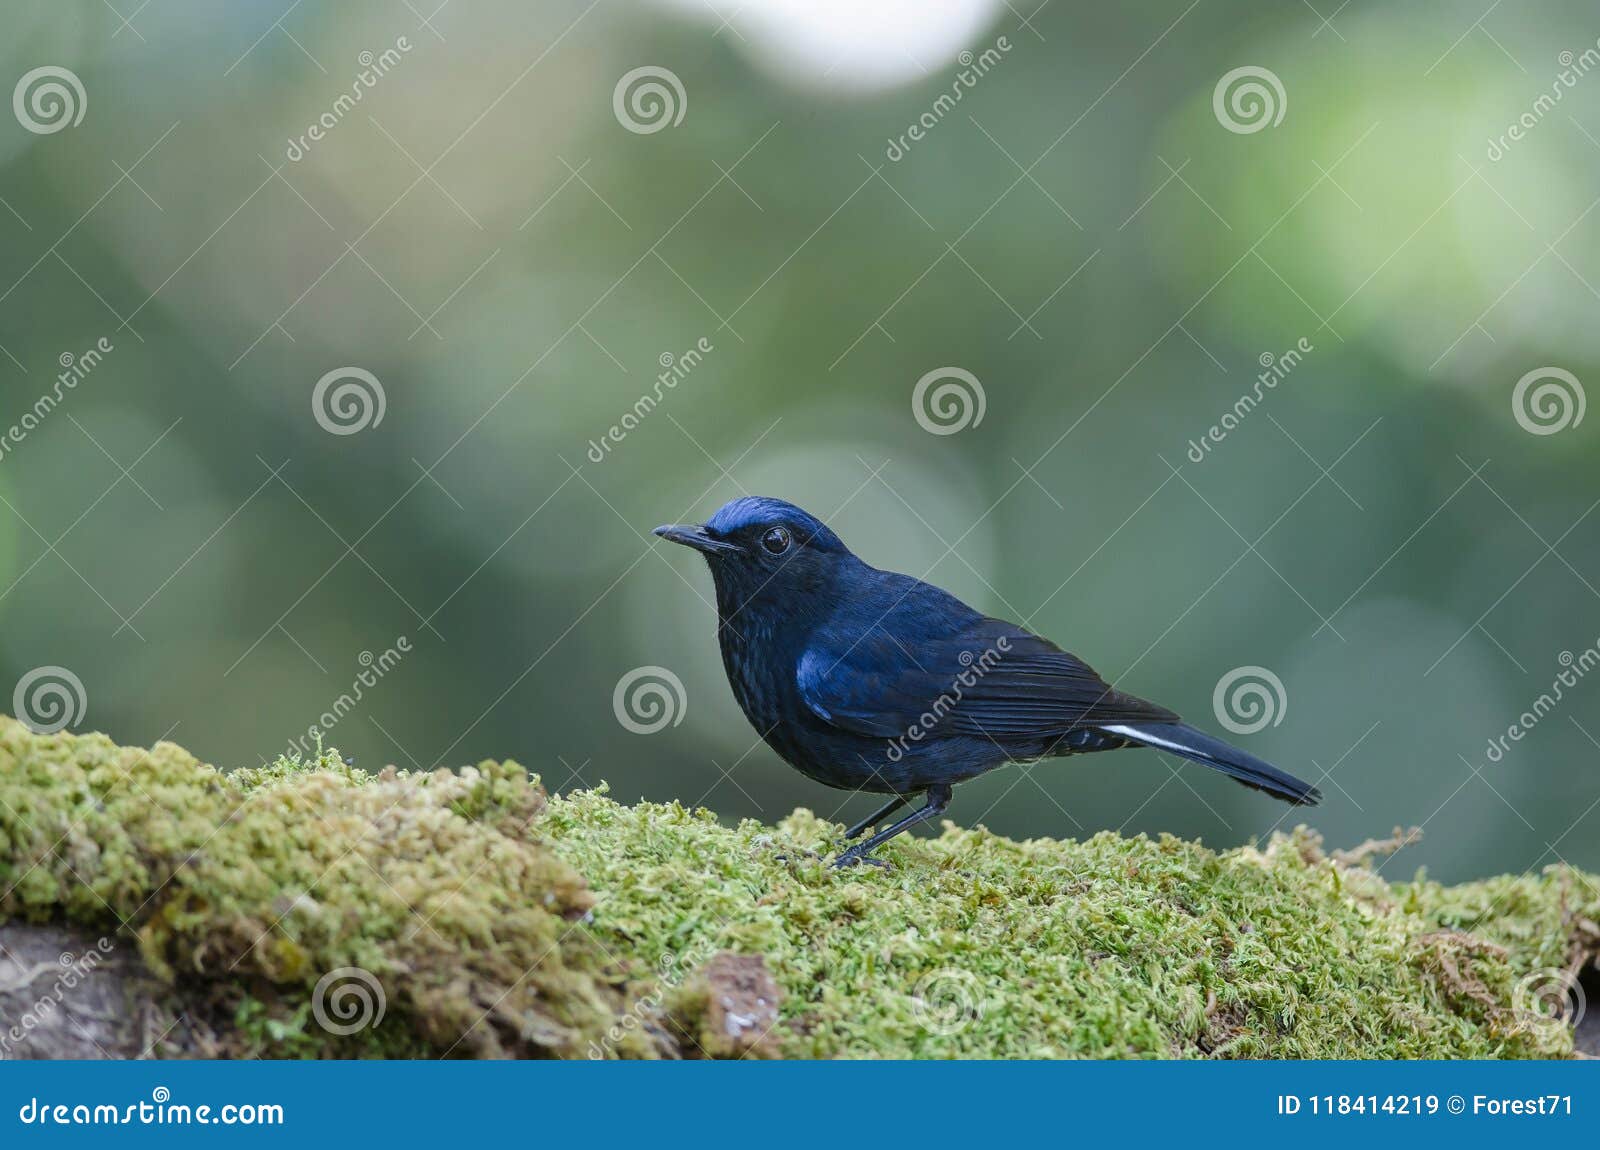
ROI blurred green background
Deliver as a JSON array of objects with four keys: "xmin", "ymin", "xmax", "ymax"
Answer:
[{"xmin": 2, "ymin": 1, "xmax": 1597, "ymax": 882}]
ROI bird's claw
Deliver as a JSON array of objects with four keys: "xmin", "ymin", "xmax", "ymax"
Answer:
[{"xmin": 830, "ymin": 848, "xmax": 892, "ymax": 871}]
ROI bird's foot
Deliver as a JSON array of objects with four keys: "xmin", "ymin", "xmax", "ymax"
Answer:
[{"xmin": 830, "ymin": 845, "xmax": 892, "ymax": 871}]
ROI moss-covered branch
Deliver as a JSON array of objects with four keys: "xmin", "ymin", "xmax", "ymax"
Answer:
[{"xmin": 0, "ymin": 717, "xmax": 1593, "ymax": 1059}]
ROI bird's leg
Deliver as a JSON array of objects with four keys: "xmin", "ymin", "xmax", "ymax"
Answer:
[
  {"xmin": 844, "ymin": 794, "xmax": 911, "ymax": 840},
  {"xmin": 831, "ymin": 785, "xmax": 952, "ymax": 869}
]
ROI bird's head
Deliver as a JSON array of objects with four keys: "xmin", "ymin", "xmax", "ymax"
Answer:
[{"xmin": 653, "ymin": 496, "xmax": 853, "ymax": 610}]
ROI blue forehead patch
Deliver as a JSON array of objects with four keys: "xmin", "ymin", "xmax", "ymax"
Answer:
[{"xmin": 705, "ymin": 496, "xmax": 844, "ymax": 550}]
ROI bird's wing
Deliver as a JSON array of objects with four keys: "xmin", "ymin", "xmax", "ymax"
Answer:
[{"xmin": 796, "ymin": 604, "xmax": 1176, "ymax": 742}]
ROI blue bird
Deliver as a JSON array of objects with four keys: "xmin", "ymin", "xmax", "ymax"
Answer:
[{"xmin": 655, "ymin": 496, "xmax": 1319, "ymax": 868}]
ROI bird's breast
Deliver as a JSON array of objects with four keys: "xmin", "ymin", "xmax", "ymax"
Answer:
[
  {"xmin": 716, "ymin": 616, "xmax": 845, "ymax": 773},
  {"xmin": 717, "ymin": 615, "xmax": 795, "ymax": 732}
]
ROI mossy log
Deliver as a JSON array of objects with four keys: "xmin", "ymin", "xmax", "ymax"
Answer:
[{"xmin": 0, "ymin": 717, "xmax": 1594, "ymax": 1059}]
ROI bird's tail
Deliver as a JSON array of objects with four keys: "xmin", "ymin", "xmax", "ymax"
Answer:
[{"xmin": 1098, "ymin": 721, "xmax": 1321, "ymax": 806}]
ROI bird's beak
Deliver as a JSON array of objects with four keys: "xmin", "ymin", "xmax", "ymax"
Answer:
[{"xmin": 652, "ymin": 523, "xmax": 741, "ymax": 555}]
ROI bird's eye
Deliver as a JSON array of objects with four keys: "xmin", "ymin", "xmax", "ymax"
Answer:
[{"xmin": 761, "ymin": 526, "xmax": 792, "ymax": 555}]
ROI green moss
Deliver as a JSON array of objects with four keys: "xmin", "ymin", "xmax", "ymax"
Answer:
[
  {"xmin": 0, "ymin": 718, "xmax": 654, "ymax": 1058},
  {"xmin": 1, "ymin": 717, "xmax": 1594, "ymax": 1058},
  {"xmin": 541, "ymin": 793, "xmax": 1595, "ymax": 1058}
]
